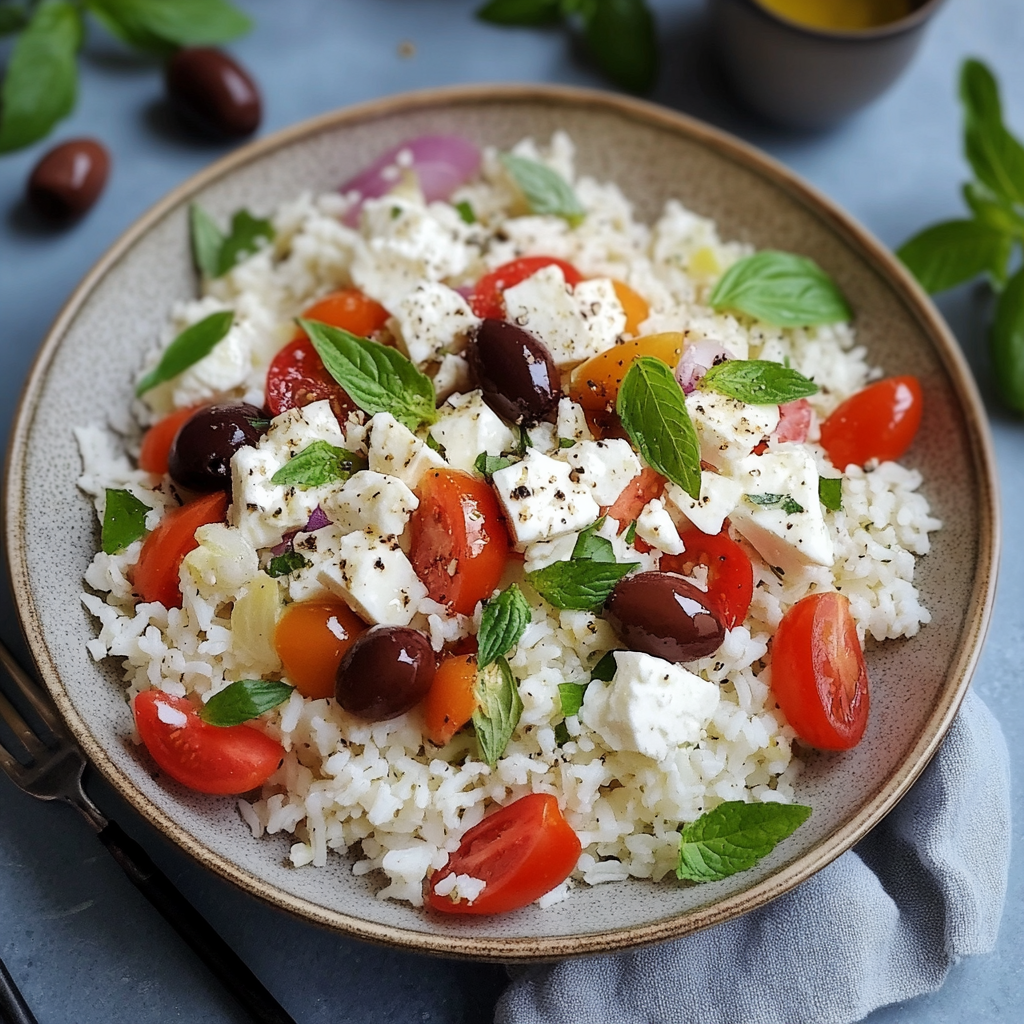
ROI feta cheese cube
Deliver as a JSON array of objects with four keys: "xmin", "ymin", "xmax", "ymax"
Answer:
[
  {"xmin": 389, "ymin": 283, "xmax": 480, "ymax": 368},
  {"xmin": 564, "ymin": 439, "xmax": 642, "ymax": 505},
  {"xmin": 635, "ymin": 498, "xmax": 685, "ymax": 555},
  {"xmin": 556, "ymin": 397, "xmax": 593, "ymax": 445},
  {"xmin": 428, "ymin": 390, "xmax": 515, "ymax": 475},
  {"xmin": 265, "ymin": 400, "xmax": 347, "ymax": 453},
  {"xmin": 366, "ymin": 412, "xmax": 447, "ymax": 487},
  {"xmin": 322, "ymin": 470, "xmax": 418, "ymax": 537},
  {"xmin": 288, "ymin": 525, "xmax": 347, "ymax": 602},
  {"xmin": 432, "ymin": 353, "xmax": 471, "ymax": 403},
  {"xmin": 685, "ymin": 391, "xmax": 780, "ymax": 468},
  {"xmin": 665, "ymin": 471, "xmax": 744, "ymax": 537}
]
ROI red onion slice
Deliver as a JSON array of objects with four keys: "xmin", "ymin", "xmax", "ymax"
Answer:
[
  {"xmin": 774, "ymin": 399, "xmax": 812, "ymax": 444},
  {"xmin": 675, "ymin": 340, "xmax": 733, "ymax": 394},
  {"xmin": 304, "ymin": 506, "xmax": 332, "ymax": 533},
  {"xmin": 270, "ymin": 530, "xmax": 298, "ymax": 557}
]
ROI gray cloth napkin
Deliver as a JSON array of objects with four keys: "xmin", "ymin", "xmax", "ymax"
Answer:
[{"xmin": 497, "ymin": 689, "xmax": 1010, "ymax": 1024}]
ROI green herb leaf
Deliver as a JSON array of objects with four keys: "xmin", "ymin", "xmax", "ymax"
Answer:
[
  {"xmin": 472, "ymin": 657, "xmax": 523, "ymax": 766},
  {"xmin": 135, "ymin": 310, "xmax": 234, "ymax": 396},
  {"xmin": 962, "ymin": 182, "xmax": 1024, "ymax": 239},
  {"xmin": 584, "ymin": 0, "xmax": 657, "ymax": 95},
  {"xmin": 0, "ymin": 2, "xmax": 82, "ymax": 153},
  {"xmin": 189, "ymin": 204, "xmax": 224, "ymax": 279},
  {"xmin": 526, "ymin": 559, "xmax": 637, "ymax": 612},
  {"xmin": 818, "ymin": 477, "xmax": 843, "ymax": 512},
  {"xmin": 708, "ymin": 251, "xmax": 852, "ymax": 327},
  {"xmin": 425, "ymin": 433, "xmax": 446, "ymax": 457},
  {"xmin": 558, "ymin": 437, "xmax": 577, "ymax": 449},
  {"xmin": 216, "ymin": 209, "xmax": 275, "ymax": 275},
  {"xmin": 267, "ymin": 550, "xmax": 311, "ymax": 578},
  {"xmin": 554, "ymin": 720, "xmax": 571, "ymax": 746},
  {"xmin": 699, "ymin": 359, "xmax": 819, "ymax": 405},
  {"xmin": 500, "ymin": 152, "xmax": 586, "ymax": 226},
  {"xmin": 746, "ymin": 493, "xmax": 804, "ymax": 515},
  {"xmin": 86, "ymin": 0, "xmax": 252, "ymax": 57},
  {"xmin": 101, "ymin": 488, "xmax": 150, "ymax": 554},
  {"xmin": 558, "ymin": 680, "xmax": 589, "ymax": 717},
  {"xmin": 676, "ymin": 801, "xmax": 812, "ymax": 883},
  {"xmin": 590, "ymin": 650, "xmax": 618, "ymax": 682},
  {"xmin": 571, "ymin": 518, "xmax": 616, "ymax": 563},
  {"xmin": 199, "ymin": 679, "xmax": 294, "ymax": 728},
  {"xmin": 474, "ymin": 452, "xmax": 514, "ymax": 479},
  {"xmin": 270, "ymin": 440, "xmax": 365, "ymax": 489},
  {"xmin": 477, "ymin": 0, "xmax": 562, "ymax": 24},
  {"xmin": 896, "ymin": 219, "xmax": 1013, "ymax": 293},
  {"xmin": 959, "ymin": 57, "xmax": 1003, "ymax": 127},
  {"xmin": 991, "ymin": 266, "xmax": 1024, "ymax": 413},
  {"xmin": 454, "ymin": 199, "xmax": 477, "ymax": 224},
  {"xmin": 300, "ymin": 318, "xmax": 437, "ymax": 430},
  {"xmin": 477, "ymin": 584, "xmax": 532, "ymax": 668},
  {"xmin": 616, "ymin": 355, "xmax": 702, "ymax": 499},
  {"xmin": 0, "ymin": 4, "xmax": 29, "ymax": 36},
  {"xmin": 960, "ymin": 59, "xmax": 1024, "ymax": 207},
  {"xmin": 623, "ymin": 520, "xmax": 637, "ymax": 545}
]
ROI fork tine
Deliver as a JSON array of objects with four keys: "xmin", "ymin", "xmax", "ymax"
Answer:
[
  {"xmin": 0, "ymin": 688, "xmax": 49, "ymax": 762},
  {"xmin": 0, "ymin": 732, "xmax": 27, "ymax": 781},
  {"xmin": 0, "ymin": 641, "xmax": 70, "ymax": 740}
]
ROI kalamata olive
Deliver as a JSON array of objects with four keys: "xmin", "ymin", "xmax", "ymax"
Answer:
[
  {"xmin": 467, "ymin": 319, "xmax": 559, "ymax": 425},
  {"xmin": 27, "ymin": 139, "xmax": 109, "ymax": 221},
  {"xmin": 606, "ymin": 572, "xmax": 726, "ymax": 663},
  {"xmin": 165, "ymin": 48, "xmax": 261, "ymax": 139},
  {"xmin": 167, "ymin": 403, "xmax": 265, "ymax": 492},
  {"xmin": 335, "ymin": 626, "xmax": 435, "ymax": 721}
]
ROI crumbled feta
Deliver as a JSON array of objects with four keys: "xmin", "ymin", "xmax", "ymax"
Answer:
[
  {"xmin": 635, "ymin": 498, "xmax": 685, "ymax": 555},
  {"xmin": 429, "ymin": 389, "xmax": 515, "ymax": 475},
  {"xmin": 564, "ymin": 438, "xmax": 642, "ymax": 505},
  {"xmin": 556, "ymin": 397, "xmax": 593, "ymax": 445},
  {"xmin": 322, "ymin": 470, "xmax": 418, "ymax": 537},
  {"xmin": 665, "ymin": 471, "xmax": 744, "ymax": 537},
  {"xmin": 388, "ymin": 282, "xmax": 480, "ymax": 368},
  {"xmin": 432, "ymin": 353, "xmax": 471, "ymax": 403},
  {"xmin": 366, "ymin": 412, "xmax": 447, "ymax": 487},
  {"xmin": 685, "ymin": 391, "xmax": 780, "ymax": 468},
  {"xmin": 265, "ymin": 400, "xmax": 347, "ymax": 453},
  {"xmin": 287, "ymin": 525, "xmax": 347, "ymax": 602}
]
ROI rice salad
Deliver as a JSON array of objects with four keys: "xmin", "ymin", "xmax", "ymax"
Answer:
[{"xmin": 77, "ymin": 132, "xmax": 939, "ymax": 912}]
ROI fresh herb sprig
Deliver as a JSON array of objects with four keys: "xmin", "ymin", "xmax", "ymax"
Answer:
[
  {"xmin": 101, "ymin": 487, "xmax": 150, "ymax": 553},
  {"xmin": 200, "ymin": 679, "xmax": 293, "ymax": 728},
  {"xmin": 135, "ymin": 310, "xmax": 234, "ymax": 396},
  {"xmin": 191, "ymin": 203, "xmax": 275, "ymax": 279}
]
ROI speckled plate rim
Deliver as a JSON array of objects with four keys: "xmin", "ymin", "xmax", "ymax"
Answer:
[{"xmin": 4, "ymin": 83, "xmax": 1000, "ymax": 960}]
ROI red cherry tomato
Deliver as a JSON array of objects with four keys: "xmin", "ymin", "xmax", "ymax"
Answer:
[
  {"xmin": 409, "ymin": 470, "xmax": 510, "ymax": 616},
  {"xmin": 133, "ymin": 492, "xmax": 229, "ymax": 608},
  {"xmin": 426, "ymin": 793, "xmax": 581, "ymax": 915},
  {"xmin": 774, "ymin": 398, "xmax": 812, "ymax": 444},
  {"xmin": 469, "ymin": 256, "xmax": 583, "ymax": 320},
  {"xmin": 604, "ymin": 467, "xmax": 666, "ymax": 529},
  {"xmin": 138, "ymin": 405, "xmax": 204, "ymax": 475},
  {"xmin": 770, "ymin": 592, "xmax": 869, "ymax": 750},
  {"xmin": 819, "ymin": 376, "xmax": 923, "ymax": 471},
  {"xmin": 133, "ymin": 691, "xmax": 284, "ymax": 795},
  {"xmin": 660, "ymin": 527, "xmax": 754, "ymax": 630}
]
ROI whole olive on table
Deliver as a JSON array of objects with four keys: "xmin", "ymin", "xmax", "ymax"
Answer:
[
  {"xmin": 167, "ymin": 403, "xmax": 265, "ymax": 492},
  {"xmin": 335, "ymin": 627, "xmax": 436, "ymax": 721},
  {"xmin": 27, "ymin": 139, "xmax": 110, "ymax": 221},
  {"xmin": 165, "ymin": 47, "xmax": 261, "ymax": 139}
]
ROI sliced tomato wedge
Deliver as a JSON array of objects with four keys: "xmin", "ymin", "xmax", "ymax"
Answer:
[
  {"xmin": 469, "ymin": 256, "xmax": 582, "ymax": 320},
  {"xmin": 426, "ymin": 793, "xmax": 581, "ymax": 915},
  {"xmin": 138, "ymin": 405, "xmax": 204, "ymax": 475},
  {"xmin": 133, "ymin": 691, "xmax": 284, "ymax": 795},
  {"xmin": 770, "ymin": 592, "xmax": 869, "ymax": 750},
  {"xmin": 409, "ymin": 469, "xmax": 510, "ymax": 616}
]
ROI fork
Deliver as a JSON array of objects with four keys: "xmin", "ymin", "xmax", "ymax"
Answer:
[{"xmin": 0, "ymin": 639, "xmax": 298, "ymax": 1024}]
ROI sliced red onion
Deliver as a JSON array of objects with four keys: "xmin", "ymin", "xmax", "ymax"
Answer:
[
  {"xmin": 339, "ymin": 135, "xmax": 481, "ymax": 226},
  {"xmin": 270, "ymin": 530, "xmax": 298, "ymax": 557},
  {"xmin": 453, "ymin": 283, "xmax": 475, "ymax": 300},
  {"xmin": 774, "ymin": 399, "xmax": 812, "ymax": 444},
  {"xmin": 675, "ymin": 340, "xmax": 733, "ymax": 394},
  {"xmin": 304, "ymin": 506, "xmax": 332, "ymax": 532}
]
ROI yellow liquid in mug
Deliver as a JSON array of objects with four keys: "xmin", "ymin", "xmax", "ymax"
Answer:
[{"xmin": 756, "ymin": 0, "xmax": 916, "ymax": 31}]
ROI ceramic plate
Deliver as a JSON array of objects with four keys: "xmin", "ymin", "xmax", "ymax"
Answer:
[{"xmin": 4, "ymin": 85, "xmax": 999, "ymax": 959}]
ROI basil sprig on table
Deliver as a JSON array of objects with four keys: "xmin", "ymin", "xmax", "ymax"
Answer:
[
  {"xmin": 270, "ymin": 441, "xmax": 367, "ymax": 489},
  {"xmin": 199, "ymin": 679, "xmax": 294, "ymax": 728},
  {"xmin": 472, "ymin": 657, "xmax": 523, "ymax": 766},
  {"xmin": 698, "ymin": 360, "xmax": 819, "ymax": 405},
  {"xmin": 300, "ymin": 318, "xmax": 437, "ymax": 431},
  {"xmin": 101, "ymin": 488, "xmax": 150, "ymax": 554},
  {"xmin": 191, "ymin": 204, "xmax": 275, "ymax": 279},
  {"xmin": 898, "ymin": 59, "xmax": 1024, "ymax": 412},
  {"xmin": 499, "ymin": 153, "xmax": 586, "ymax": 226},
  {"xmin": 477, "ymin": 584, "xmax": 532, "ymax": 668},
  {"xmin": 135, "ymin": 310, "xmax": 234, "ymax": 396},
  {"xmin": 676, "ymin": 801, "xmax": 812, "ymax": 883}
]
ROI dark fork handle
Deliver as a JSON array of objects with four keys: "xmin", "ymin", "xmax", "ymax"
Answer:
[
  {"xmin": 0, "ymin": 956, "xmax": 38, "ymax": 1024},
  {"xmin": 97, "ymin": 821, "xmax": 297, "ymax": 1024}
]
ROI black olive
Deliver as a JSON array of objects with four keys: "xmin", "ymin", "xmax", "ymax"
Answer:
[
  {"xmin": 606, "ymin": 572, "xmax": 726, "ymax": 663},
  {"xmin": 335, "ymin": 626, "xmax": 435, "ymax": 721},
  {"xmin": 167, "ymin": 403, "xmax": 265, "ymax": 492},
  {"xmin": 467, "ymin": 319, "xmax": 560, "ymax": 425},
  {"xmin": 165, "ymin": 48, "xmax": 261, "ymax": 139},
  {"xmin": 27, "ymin": 139, "xmax": 109, "ymax": 221}
]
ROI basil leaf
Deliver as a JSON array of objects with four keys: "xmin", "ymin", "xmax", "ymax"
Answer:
[
  {"xmin": 189, "ymin": 204, "xmax": 224, "ymax": 279},
  {"xmin": 101, "ymin": 488, "xmax": 150, "ymax": 554},
  {"xmin": 558, "ymin": 437, "xmax": 577, "ymax": 449},
  {"xmin": 558, "ymin": 680, "xmax": 589, "ymax": 717},
  {"xmin": 526, "ymin": 559, "xmax": 637, "ymax": 612},
  {"xmin": 270, "ymin": 440, "xmax": 365, "ymax": 489},
  {"xmin": 135, "ymin": 310, "xmax": 234, "ymax": 396},
  {"xmin": 960, "ymin": 59, "xmax": 1024, "ymax": 207},
  {"xmin": 959, "ymin": 58, "xmax": 1003, "ymax": 128},
  {"xmin": 818, "ymin": 477, "xmax": 843, "ymax": 512},
  {"xmin": 500, "ymin": 152, "xmax": 585, "ymax": 226},
  {"xmin": 477, "ymin": 0, "xmax": 562, "ymax": 25},
  {"xmin": 746, "ymin": 493, "xmax": 803, "ymax": 515},
  {"xmin": 553, "ymin": 720, "xmax": 571, "ymax": 746},
  {"xmin": 454, "ymin": 200, "xmax": 477, "ymax": 224},
  {"xmin": 474, "ymin": 452, "xmax": 514, "ymax": 479},
  {"xmin": 199, "ymin": 679, "xmax": 294, "ymax": 728},
  {"xmin": 477, "ymin": 584, "xmax": 532, "ymax": 668},
  {"xmin": 267, "ymin": 550, "xmax": 311, "ymax": 578},
  {"xmin": 86, "ymin": 0, "xmax": 251, "ymax": 56},
  {"xmin": 216, "ymin": 209, "xmax": 275, "ymax": 275},
  {"xmin": 699, "ymin": 359, "xmax": 818, "ymax": 405},
  {"xmin": 896, "ymin": 219, "xmax": 1012, "ymax": 293},
  {"xmin": 617, "ymin": 355, "xmax": 701, "ymax": 499},
  {"xmin": 623, "ymin": 519, "xmax": 637, "ymax": 545},
  {"xmin": 590, "ymin": 650, "xmax": 617, "ymax": 682},
  {"xmin": 472, "ymin": 657, "xmax": 523, "ymax": 766},
  {"xmin": 584, "ymin": 0, "xmax": 657, "ymax": 95},
  {"xmin": 301, "ymin": 318, "xmax": 437, "ymax": 430},
  {"xmin": 962, "ymin": 182, "xmax": 1024, "ymax": 239},
  {"xmin": 0, "ymin": 6, "xmax": 29, "ymax": 35},
  {"xmin": 677, "ymin": 801, "xmax": 811, "ymax": 882},
  {"xmin": 708, "ymin": 251, "xmax": 852, "ymax": 327},
  {"xmin": 571, "ymin": 518, "xmax": 616, "ymax": 563},
  {"xmin": 991, "ymin": 266, "xmax": 1024, "ymax": 413},
  {"xmin": 0, "ymin": 2, "xmax": 82, "ymax": 153}
]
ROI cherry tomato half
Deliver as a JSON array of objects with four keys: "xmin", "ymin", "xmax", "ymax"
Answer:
[
  {"xmin": 426, "ymin": 793, "xmax": 581, "ymax": 915},
  {"xmin": 819, "ymin": 376, "xmax": 923, "ymax": 471},
  {"xmin": 133, "ymin": 492, "xmax": 228, "ymax": 608},
  {"xmin": 409, "ymin": 470, "xmax": 510, "ymax": 616},
  {"xmin": 770, "ymin": 592, "xmax": 869, "ymax": 750},
  {"xmin": 138, "ymin": 405, "xmax": 204, "ymax": 475},
  {"xmin": 423, "ymin": 653, "xmax": 478, "ymax": 747},
  {"xmin": 605, "ymin": 467, "xmax": 666, "ymax": 528},
  {"xmin": 274, "ymin": 599, "xmax": 368, "ymax": 700},
  {"xmin": 660, "ymin": 527, "xmax": 754, "ymax": 630},
  {"xmin": 469, "ymin": 256, "xmax": 583, "ymax": 320},
  {"xmin": 569, "ymin": 334, "xmax": 684, "ymax": 415},
  {"xmin": 610, "ymin": 280, "xmax": 650, "ymax": 336},
  {"xmin": 300, "ymin": 288, "xmax": 390, "ymax": 339},
  {"xmin": 134, "ymin": 691, "xmax": 284, "ymax": 795}
]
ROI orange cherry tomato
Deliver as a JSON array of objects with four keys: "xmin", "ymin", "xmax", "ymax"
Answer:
[
  {"xmin": 409, "ymin": 470, "xmax": 510, "ymax": 616},
  {"xmin": 605, "ymin": 467, "xmax": 666, "ymax": 529},
  {"xmin": 274, "ymin": 600, "xmax": 368, "ymax": 700},
  {"xmin": 611, "ymin": 280, "xmax": 650, "ymax": 336},
  {"xmin": 138, "ymin": 405, "xmax": 204, "ymax": 475},
  {"xmin": 299, "ymin": 287, "xmax": 390, "ymax": 339},
  {"xmin": 771, "ymin": 592, "xmax": 869, "ymax": 750},
  {"xmin": 133, "ymin": 690, "xmax": 285, "ymax": 795},
  {"xmin": 424, "ymin": 653, "xmax": 478, "ymax": 746},
  {"xmin": 426, "ymin": 793, "xmax": 581, "ymax": 915},
  {"xmin": 133, "ymin": 492, "xmax": 228, "ymax": 608},
  {"xmin": 469, "ymin": 256, "xmax": 583, "ymax": 320},
  {"xmin": 568, "ymin": 333, "xmax": 684, "ymax": 414},
  {"xmin": 819, "ymin": 376, "xmax": 923, "ymax": 471}
]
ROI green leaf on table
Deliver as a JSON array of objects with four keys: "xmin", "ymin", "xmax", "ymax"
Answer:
[
  {"xmin": 818, "ymin": 477, "xmax": 843, "ymax": 512},
  {"xmin": 558, "ymin": 680, "xmax": 589, "ymax": 717},
  {"xmin": 699, "ymin": 359, "xmax": 819, "ymax": 405},
  {"xmin": 0, "ymin": 2, "xmax": 82, "ymax": 153},
  {"xmin": 199, "ymin": 679, "xmax": 294, "ymax": 727},
  {"xmin": 963, "ymin": 182, "xmax": 1024, "ymax": 239},
  {"xmin": 617, "ymin": 355, "xmax": 701, "ymax": 499},
  {"xmin": 526, "ymin": 558, "xmax": 636, "ymax": 612},
  {"xmin": 991, "ymin": 266, "xmax": 1024, "ymax": 414},
  {"xmin": 708, "ymin": 251, "xmax": 852, "ymax": 327},
  {"xmin": 101, "ymin": 488, "xmax": 150, "ymax": 554},
  {"xmin": 472, "ymin": 657, "xmax": 523, "ymax": 766},
  {"xmin": 300, "ymin": 318, "xmax": 437, "ymax": 431},
  {"xmin": 266, "ymin": 550, "xmax": 311, "ymax": 578},
  {"xmin": 135, "ymin": 310, "xmax": 234, "ymax": 396},
  {"xmin": 270, "ymin": 441, "xmax": 366, "ymax": 489},
  {"xmin": 584, "ymin": 0, "xmax": 658, "ymax": 95},
  {"xmin": 477, "ymin": 584, "xmax": 532, "ymax": 668},
  {"xmin": 676, "ymin": 801, "xmax": 812, "ymax": 883},
  {"xmin": 86, "ymin": 0, "xmax": 252, "ymax": 56},
  {"xmin": 477, "ymin": 0, "xmax": 562, "ymax": 25},
  {"xmin": 896, "ymin": 218, "xmax": 1013, "ymax": 293},
  {"xmin": 500, "ymin": 152, "xmax": 585, "ymax": 225},
  {"xmin": 571, "ymin": 518, "xmax": 616, "ymax": 563},
  {"xmin": 0, "ymin": 4, "xmax": 29, "ymax": 35}
]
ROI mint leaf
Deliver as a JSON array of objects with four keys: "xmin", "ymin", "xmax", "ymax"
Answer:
[
  {"xmin": 477, "ymin": 0, "xmax": 562, "ymax": 24},
  {"xmin": 558, "ymin": 437, "xmax": 577, "ymax": 449},
  {"xmin": 474, "ymin": 452, "xmax": 514, "ymax": 479},
  {"xmin": 623, "ymin": 519, "xmax": 637, "ymax": 545},
  {"xmin": 267, "ymin": 550, "xmax": 311, "ymax": 578},
  {"xmin": 617, "ymin": 355, "xmax": 701, "ymax": 500},
  {"xmin": 500, "ymin": 153, "xmax": 585, "ymax": 226},
  {"xmin": 135, "ymin": 311, "xmax": 234, "ymax": 396},
  {"xmin": 472, "ymin": 657, "xmax": 522, "ymax": 766},
  {"xmin": 584, "ymin": 0, "xmax": 657, "ymax": 95},
  {"xmin": 959, "ymin": 57, "xmax": 1002, "ymax": 127},
  {"xmin": 746, "ymin": 493, "xmax": 804, "ymax": 515},
  {"xmin": 818, "ymin": 477, "xmax": 843, "ymax": 512},
  {"xmin": 896, "ymin": 219, "xmax": 1013, "ymax": 293},
  {"xmin": 454, "ymin": 200, "xmax": 477, "ymax": 224},
  {"xmin": 709, "ymin": 251, "xmax": 851, "ymax": 327},
  {"xmin": 216, "ymin": 209, "xmax": 275, "ymax": 275},
  {"xmin": 590, "ymin": 650, "xmax": 617, "ymax": 681},
  {"xmin": 677, "ymin": 801, "xmax": 812, "ymax": 882},
  {"xmin": 571, "ymin": 518, "xmax": 616, "ymax": 562},
  {"xmin": 526, "ymin": 558, "xmax": 636, "ymax": 612},
  {"xmin": 0, "ymin": 2, "xmax": 82, "ymax": 153},
  {"xmin": 477, "ymin": 584, "xmax": 532, "ymax": 668},
  {"xmin": 960, "ymin": 59, "xmax": 1024, "ymax": 207},
  {"xmin": 301, "ymin": 318, "xmax": 437, "ymax": 430},
  {"xmin": 189, "ymin": 204, "xmax": 224, "ymax": 279},
  {"xmin": 101, "ymin": 488, "xmax": 150, "ymax": 554},
  {"xmin": 270, "ymin": 440, "xmax": 366, "ymax": 489},
  {"xmin": 199, "ymin": 679, "xmax": 294, "ymax": 728},
  {"xmin": 558, "ymin": 680, "xmax": 589, "ymax": 717},
  {"xmin": 554, "ymin": 720, "xmax": 571, "ymax": 746},
  {"xmin": 699, "ymin": 359, "xmax": 819, "ymax": 405},
  {"xmin": 962, "ymin": 182, "xmax": 1024, "ymax": 239},
  {"xmin": 86, "ymin": 0, "xmax": 252, "ymax": 56},
  {"xmin": 991, "ymin": 266, "xmax": 1024, "ymax": 413}
]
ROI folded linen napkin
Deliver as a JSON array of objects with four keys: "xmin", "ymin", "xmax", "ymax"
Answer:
[{"xmin": 497, "ymin": 689, "xmax": 1010, "ymax": 1024}]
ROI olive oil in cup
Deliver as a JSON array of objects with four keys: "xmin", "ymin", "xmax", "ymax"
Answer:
[{"xmin": 754, "ymin": 0, "xmax": 915, "ymax": 32}]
